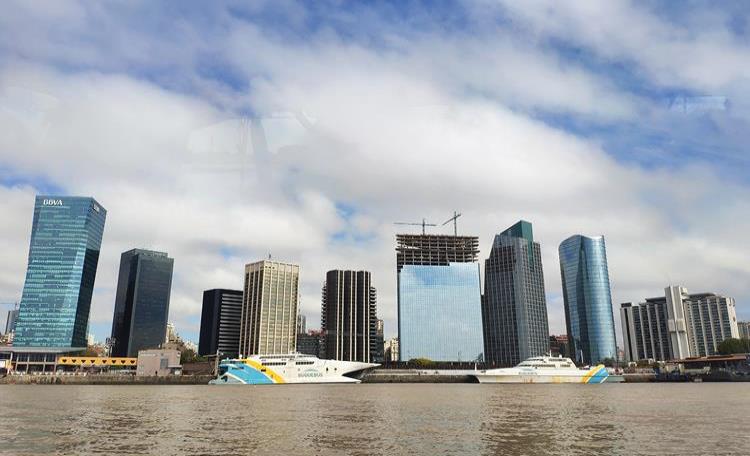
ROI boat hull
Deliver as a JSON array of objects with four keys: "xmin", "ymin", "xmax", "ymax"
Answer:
[
  {"xmin": 210, "ymin": 356, "xmax": 378, "ymax": 385},
  {"xmin": 474, "ymin": 365, "xmax": 611, "ymax": 384}
]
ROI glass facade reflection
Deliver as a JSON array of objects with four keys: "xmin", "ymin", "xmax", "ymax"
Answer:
[
  {"xmin": 559, "ymin": 235, "xmax": 616, "ymax": 365},
  {"xmin": 14, "ymin": 196, "xmax": 107, "ymax": 348},
  {"xmin": 110, "ymin": 249, "xmax": 174, "ymax": 357},
  {"xmin": 399, "ymin": 263, "xmax": 483, "ymax": 362}
]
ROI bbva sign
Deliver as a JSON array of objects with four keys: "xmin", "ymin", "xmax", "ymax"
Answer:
[{"xmin": 42, "ymin": 199, "xmax": 63, "ymax": 206}]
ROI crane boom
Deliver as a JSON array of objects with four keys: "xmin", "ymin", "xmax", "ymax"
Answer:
[
  {"xmin": 442, "ymin": 211, "xmax": 462, "ymax": 236},
  {"xmin": 393, "ymin": 218, "xmax": 437, "ymax": 235}
]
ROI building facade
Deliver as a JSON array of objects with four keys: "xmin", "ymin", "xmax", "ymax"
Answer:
[
  {"xmin": 110, "ymin": 249, "xmax": 174, "ymax": 357},
  {"xmin": 549, "ymin": 335, "xmax": 570, "ymax": 358},
  {"xmin": 384, "ymin": 338, "xmax": 399, "ymax": 363},
  {"xmin": 297, "ymin": 314, "xmax": 306, "ymax": 335},
  {"xmin": 739, "ymin": 321, "xmax": 750, "ymax": 340},
  {"xmin": 296, "ymin": 330, "xmax": 323, "ymax": 357},
  {"xmin": 397, "ymin": 234, "xmax": 483, "ymax": 362},
  {"xmin": 559, "ymin": 235, "xmax": 617, "ymax": 365},
  {"xmin": 621, "ymin": 286, "xmax": 739, "ymax": 361},
  {"xmin": 14, "ymin": 196, "xmax": 107, "ymax": 348},
  {"xmin": 239, "ymin": 260, "xmax": 300, "ymax": 356},
  {"xmin": 321, "ymin": 270, "xmax": 377, "ymax": 362},
  {"xmin": 482, "ymin": 221, "xmax": 550, "ymax": 367},
  {"xmin": 4, "ymin": 309, "xmax": 19, "ymax": 335},
  {"xmin": 199, "ymin": 289, "xmax": 243, "ymax": 357}
]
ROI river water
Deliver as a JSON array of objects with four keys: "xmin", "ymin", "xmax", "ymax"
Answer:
[{"xmin": 0, "ymin": 383, "xmax": 748, "ymax": 455}]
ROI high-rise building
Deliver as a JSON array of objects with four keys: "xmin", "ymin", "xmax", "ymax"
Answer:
[
  {"xmin": 739, "ymin": 321, "xmax": 750, "ymax": 340},
  {"xmin": 199, "ymin": 289, "xmax": 243, "ymax": 357},
  {"xmin": 397, "ymin": 234, "xmax": 483, "ymax": 362},
  {"xmin": 384, "ymin": 337, "xmax": 399, "ymax": 363},
  {"xmin": 4, "ymin": 309, "xmax": 19, "ymax": 335},
  {"xmin": 482, "ymin": 221, "xmax": 550, "ymax": 367},
  {"xmin": 371, "ymin": 318, "xmax": 384, "ymax": 363},
  {"xmin": 110, "ymin": 249, "xmax": 174, "ymax": 357},
  {"xmin": 297, "ymin": 314, "xmax": 306, "ymax": 335},
  {"xmin": 559, "ymin": 235, "xmax": 617, "ymax": 365},
  {"xmin": 239, "ymin": 260, "xmax": 299, "ymax": 356},
  {"xmin": 14, "ymin": 196, "xmax": 107, "ymax": 348},
  {"xmin": 621, "ymin": 286, "xmax": 739, "ymax": 361},
  {"xmin": 321, "ymin": 270, "xmax": 377, "ymax": 362},
  {"xmin": 296, "ymin": 329, "xmax": 323, "ymax": 357}
]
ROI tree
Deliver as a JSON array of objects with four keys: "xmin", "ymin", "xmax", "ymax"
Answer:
[
  {"xmin": 408, "ymin": 358, "xmax": 434, "ymax": 368},
  {"xmin": 717, "ymin": 338, "xmax": 750, "ymax": 355},
  {"xmin": 601, "ymin": 357, "xmax": 616, "ymax": 367}
]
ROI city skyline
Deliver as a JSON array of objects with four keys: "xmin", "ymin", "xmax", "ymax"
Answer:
[{"xmin": 1, "ymin": 2, "xmax": 749, "ymax": 347}]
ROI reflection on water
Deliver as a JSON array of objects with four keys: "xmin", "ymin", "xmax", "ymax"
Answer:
[{"xmin": 0, "ymin": 383, "xmax": 747, "ymax": 455}]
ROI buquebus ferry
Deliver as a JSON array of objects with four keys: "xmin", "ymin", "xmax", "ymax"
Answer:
[
  {"xmin": 210, "ymin": 353, "xmax": 379, "ymax": 385},
  {"xmin": 473, "ymin": 355, "xmax": 621, "ymax": 384}
]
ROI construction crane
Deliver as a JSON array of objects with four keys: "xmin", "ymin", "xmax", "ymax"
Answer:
[
  {"xmin": 442, "ymin": 211, "xmax": 462, "ymax": 236},
  {"xmin": 394, "ymin": 218, "xmax": 437, "ymax": 235}
]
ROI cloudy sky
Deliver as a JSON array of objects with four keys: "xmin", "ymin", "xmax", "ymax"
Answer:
[{"xmin": 1, "ymin": 1, "xmax": 748, "ymax": 344}]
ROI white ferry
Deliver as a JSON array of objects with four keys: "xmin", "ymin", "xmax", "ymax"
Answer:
[
  {"xmin": 209, "ymin": 353, "xmax": 379, "ymax": 385},
  {"xmin": 474, "ymin": 355, "xmax": 618, "ymax": 384}
]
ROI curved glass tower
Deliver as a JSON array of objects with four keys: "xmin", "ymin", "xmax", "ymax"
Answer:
[{"xmin": 559, "ymin": 235, "xmax": 616, "ymax": 365}]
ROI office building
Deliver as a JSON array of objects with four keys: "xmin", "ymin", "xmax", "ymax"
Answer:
[
  {"xmin": 297, "ymin": 329, "xmax": 323, "ymax": 357},
  {"xmin": 4, "ymin": 309, "xmax": 19, "ymax": 334},
  {"xmin": 239, "ymin": 260, "xmax": 299, "ymax": 356},
  {"xmin": 321, "ymin": 270, "xmax": 377, "ymax": 362},
  {"xmin": 559, "ymin": 235, "xmax": 617, "ymax": 365},
  {"xmin": 199, "ymin": 289, "xmax": 243, "ymax": 357},
  {"xmin": 371, "ymin": 318, "xmax": 384, "ymax": 363},
  {"xmin": 397, "ymin": 234, "xmax": 483, "ymax": 362},
  {"xmin": 110, "ymin": 249, "xmax": 174, "ymax": 357},
  {"xmin": 739, "ymin": 321, "xmax": 750, "ymax": 340},
  {"xmin": 621, "ymin": 286, "xmax": 739, "ymax": 361},
  {"xmin": 14, "ymin": 196, "xmax": 107, "ymax": 348},
  {"xmin": 549, "ymin": 335, "xmax": 570, "ymax": 358},
  {"xmin": 482, "ymin": 221, "xmax": 550, "ymax": 367},
  {"xmin": 297, "ymin": 314, "xmax": 306, "ymax": 335}
]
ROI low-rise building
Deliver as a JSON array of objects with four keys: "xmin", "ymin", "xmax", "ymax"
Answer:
[{"xmin": 136, "ymin": 349, "xmax": 181, "ymax": 376}]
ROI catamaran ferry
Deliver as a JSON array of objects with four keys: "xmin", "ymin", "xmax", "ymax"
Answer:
[
  {"xmin": 209, "ymin": 353, "xmax": 379, "ymax": 385},
  {"xmin": 473, "ymin": 355, "xmax": 620, "ymax": 384}
]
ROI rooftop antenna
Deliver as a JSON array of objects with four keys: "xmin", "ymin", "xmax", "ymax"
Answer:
[
  {"xmin": 394, "ymin": 218, "xmax": 437, "ymax": 235},
  {"xmin": 442, "ymin": 211, "xmax": 462, "ymax": 236}
]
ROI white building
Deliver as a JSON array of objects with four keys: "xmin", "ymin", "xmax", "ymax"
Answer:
[
  {"xmin": 384, "ymin": 338, "xmax": 399, "ymax": 362},
  {"xmin": 621, "ymin": 286, "xmax": 739, "ymax": 361}
]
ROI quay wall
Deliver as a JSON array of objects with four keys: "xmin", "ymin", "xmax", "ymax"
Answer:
[{"xmin": 0, "ymin": 375, "xmax": 214, "ymax": 385}]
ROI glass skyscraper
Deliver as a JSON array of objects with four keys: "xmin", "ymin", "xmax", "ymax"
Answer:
[
  {"xmin": 397, "ymin": 234, "xmax": 483, "ymax": 362},
  {"xmin": 482, "ymin": 221, "xmax": 550, "ymax": 367},
  {"xmin": 559, "ymin": 235, "xmax": 617, "ymax": 365},
  {"xmin": 14, "ymin": 196, "xmax": 107, "ymax": 348},
  {"xmin": 321, "ymin": 270, "xmax": 377, "ymax": 362},
  {"xmin": 110, "ymin": 249, "xmax": 174, "ymax": 357}
]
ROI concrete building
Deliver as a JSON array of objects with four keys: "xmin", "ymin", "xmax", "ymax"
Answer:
[
  {"xmin": 559, "ymin": 235, "xmax": 617, "ymax": 365},
  {"xmin": 239, "ymin": 260, "xmax": 300, "ymax": 356},
  {"xmin": 549, "ymin": 335, "xmax": 570, "ymax": 358},
  {"xmin": 136, "ymin": 349, "xmax": 181, "ymax": 376},
  {"xmin": 482, "ymin": 221, "xmax": 550, "ymax": 367},
  {"xmin": 110, "ymin": 249, "xmax": 174, "ymax": 358},
  {"xmin": 397, "ymin": 234, "xmax": 483, "ymax": 362},
  {"xmin": 739, "ymin": 321, "xmax": 750, "ymax": 340},
  {"xmin": 621, "ymin": 286, "xmax": 739, "ymax": 361},
  {"xmin": 14, "ymin": 196, "xmax": 107, "ymax": 349},
  {"xmin": 297, "ymin": 314, "xmax": 306, "ymax": 335},
  {"xmin": 371, "ymin": 318, "xmax": 384, "ymax": 363},
  {"xmin": 322, "ymin": 270, "xmax": 377, "ymax": 362},
  {"xmin": 199, "ymin": 289, "xmax": 243, "ymax": 357},
  {"xmin": 384, "ymin": 338, "xmax": 399, "ymax": 363}
]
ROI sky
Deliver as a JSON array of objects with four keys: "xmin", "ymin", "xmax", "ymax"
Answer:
[{"xmin": 1, "ymin": 0, "xmax": 749, "ymax": 345}]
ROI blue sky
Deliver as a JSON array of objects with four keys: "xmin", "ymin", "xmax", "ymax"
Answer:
[{"xmin": 1, "ymin": 0, "xmax": 749, "ymax": 344}]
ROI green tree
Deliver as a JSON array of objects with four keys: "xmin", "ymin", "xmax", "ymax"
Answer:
[
  {"xmin": 601, "ymin": 357, "xmax": 616, "ymax": 367},
  {"xmin": 717, "ymin": 338, "xmax": 750, "ymax": 355},
  {"xmin": 408, "ymin": 358, "xmax": 434, "ymax": 368}
]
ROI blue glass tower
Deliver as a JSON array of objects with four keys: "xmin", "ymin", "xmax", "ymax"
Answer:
[
  {"xmin": 559, "ymin": 235, "xmax": 616, "ymax": 365},
  {"xmin": 14, "ymin": 196, "xmax": 107, "ymax": 348},
  {"xmin": 397, "ymin": 234, "xmax": 483, "ymax": 362}
]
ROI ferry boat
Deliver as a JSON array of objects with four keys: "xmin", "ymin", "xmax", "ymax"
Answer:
[
  {"xmin": 473, "ymin": 355, "xmax": 619, "ymax": 384},
  {"xmin": 209, "ymin": 353, "xmax": 379, "ymax": 385}
]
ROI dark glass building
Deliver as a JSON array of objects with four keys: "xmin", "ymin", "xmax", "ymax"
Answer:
[
  {"xmin": 199, "ymin": 289, "xmax": 243, "ymax": 357},
  {"xmin": 482, "ymin": 221, "xmax": 550, "ymax": 367},
  {"xmin": 110, "ymin": 249, "xmax": 174, "ymax": 357},
  {"xmin": 321, "ymin": 270, "xmax": 377, "ymax": 362},
  {"xmin": 14, "ymin": 196, "xmax": 107, "ymax": 348},
  {"xmin": 559, "ymin": 235, "xmax": 617, "ymax": 365},
  {"xmin": 397, "ymin": 234, "xmax": 483, "ymax": 362}
]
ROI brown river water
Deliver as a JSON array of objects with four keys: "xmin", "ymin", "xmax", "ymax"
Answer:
[{"xmin": 0, "ymin": 383, "xmax": 748, "ymax": 455}]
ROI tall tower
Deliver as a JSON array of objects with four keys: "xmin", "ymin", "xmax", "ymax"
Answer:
[
  {"xmin": 199, "ymin": 289, "xmax": 243, "ymax": 357},
  {"xmin": 559, "ymin": 235, "xmax": 617, "ymax": 365},
  {"xmin": 482, "ymin": 221, "xmax": 550, "ymax": 367},
  {"xmin": 110, "ymin": 249, "xmax": 174, "ymax": 357},
  {"xmin": 321, "ymin": 270, "xmax": 377, "ymax": 362},
  {"xmin": 397, "ymin": 234, "xmax": 483, "ymax": 362},
  {"xmin": 14, "ymin": 196, "xmax": 107, "ymax": 348},
  {"xmin": 238, "ymin": 260, "xmax": 300, "ymax": 356}
]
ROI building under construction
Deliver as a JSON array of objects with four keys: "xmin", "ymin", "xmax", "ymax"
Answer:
[{"xmin": 396, "ymin": 233, "xmax": 483, "ymax": 362}]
